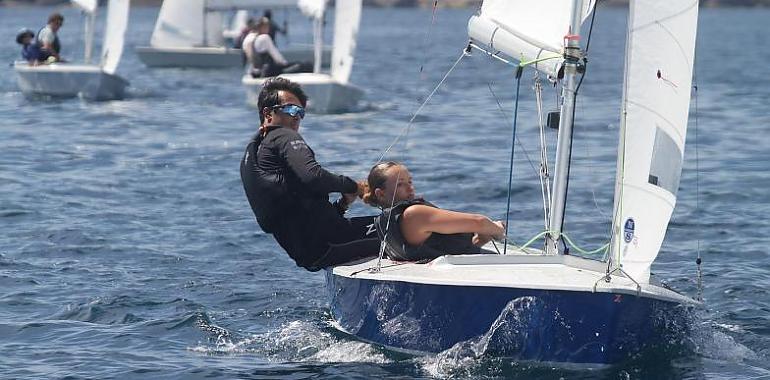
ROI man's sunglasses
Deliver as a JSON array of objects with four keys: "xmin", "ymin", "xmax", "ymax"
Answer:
[{"xmin": 272, "ymin": 104, "xmax": 306, "ymax": 119}]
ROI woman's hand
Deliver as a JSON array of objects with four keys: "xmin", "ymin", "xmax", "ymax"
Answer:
[{"xmin": 490, "ymin": 220, "xmax": 506, "ymax": 241}]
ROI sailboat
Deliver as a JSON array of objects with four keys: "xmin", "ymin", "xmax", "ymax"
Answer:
[
  {"xmin": 242, "ymin": 0, "xmax": 363, "ymax": 113},
  {"xmin": 136, "ymin": 0, "xmax": 329, "ymax": 69},
  {"xmin": 325, "ymin": 0, "xmax": 701, "ymax": 364},
  {"xmin": 14, "ymin": 0, "xmax": 130, "ymax": 100}
]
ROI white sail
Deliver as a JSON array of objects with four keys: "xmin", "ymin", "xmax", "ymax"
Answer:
[
  {"xmin": 205, "ymin": 11, "xmax": 226, "ymax": 47},
  {"xmin": 71, "ymin": 0, "xmax": 97, "ymax": 13},
  {"xmin": 71, "ymin": 0, "xmax": 97, "ymax": 63},
  {"xmin": 223, "ymin": 9, "xmax": 249, "ymax": 40},
  {"xmin": 151, "ymin": 0, "xmax": 206, "ymax": 48},
  {"xmin": 611, "ymin": 0, "xmax": 699, "ymax": 283},
  {"xmin": 298, "ymin": 0, "xmax": 325, "ymax": 19},
  {"xmin": 205, "ymin": 0, "xmax": 298, "ymax": 10},
  {"xmin": 330, "ymin": 0, "xmax": 361, "ymax": 83},
  {"xmin": 100, "ymin": 0, "xmax": 130, "ymax": 74},
  {"xmin": 467, "ymin": 0, "xmax": 594, "ymax": 77}
]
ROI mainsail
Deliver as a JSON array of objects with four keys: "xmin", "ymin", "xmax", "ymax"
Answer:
[
  {"xmin": 467, "ymin": 0, "xmax": 595, "ymax": 77},
  {"xmin": 151, "ymin": 0, "xmax": 206, "ymax": 48},
  {"xmin": 101, "ymin": 0, "xmax": 130, "ymax": 74},
  {"xmin": 611, "ymin": 1, "xmax": 699, "ymax": 282},
  {"xmin": 331, "ymin": 0, "xmax": 362, "ymax": 83}
]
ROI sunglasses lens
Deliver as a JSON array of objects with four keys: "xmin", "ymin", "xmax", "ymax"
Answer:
[{"xmin": 285, "ymin": 105, "xmax": 305, "ymax": 119}]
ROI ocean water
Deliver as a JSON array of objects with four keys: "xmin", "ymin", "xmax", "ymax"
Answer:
[{"xmin": 1, "ymin": 4, "xmax": 769, "ymax": 379}]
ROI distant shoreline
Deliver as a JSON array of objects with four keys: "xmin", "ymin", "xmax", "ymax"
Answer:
[{"xmin": 2, "ymin": 0, "xmax": 770, "ymax": 7}]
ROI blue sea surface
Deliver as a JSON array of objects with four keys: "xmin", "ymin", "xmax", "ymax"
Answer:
[{"xmin": 1, "ymin": 5, "xmax": 769, "ymax": 379}]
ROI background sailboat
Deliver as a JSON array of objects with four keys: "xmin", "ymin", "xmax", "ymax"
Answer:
[
  {"xmin": 14, "ymin": 0, "xmax": 130, "ymax": 100},
  {"xmin": 325, "ymin": 0, "xmax": 701, "ymax": 364},
  {"xmin": 242, "ymin": 0, "xmax": 363, "ymax": 113},
  {"xmin": 136, "ymin": 0, "xmax": 330, "ymax": 69}
]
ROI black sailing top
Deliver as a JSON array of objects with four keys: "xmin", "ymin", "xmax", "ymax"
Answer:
[{"xmin": 240, "ymin": 126, "xmax": 357, "ymax": 266}]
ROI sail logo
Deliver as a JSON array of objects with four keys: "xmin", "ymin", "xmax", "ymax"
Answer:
[{"xmin": 623, "ymin": 218, "xmax": 635, "ymax": 243}]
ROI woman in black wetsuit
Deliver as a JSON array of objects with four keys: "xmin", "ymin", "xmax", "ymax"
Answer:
[{"xmin": 359, "ymin": 162, "xmax": 505, "ymax": 261}]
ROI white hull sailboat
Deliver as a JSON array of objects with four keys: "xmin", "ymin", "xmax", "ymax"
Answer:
[
  {"xmin": 14, "ymin": 0, "xmax": 130, "ymax": 100},
  {"xmin": 243, "ymin": 0, "xmax": 363, "ymax": 113},
  {"xmin": 136, "ymin": 0, "xmax": 329, "ymax": 69},
  {"xmin": 326, "ymin": 0, "xmax": 702, "ymax": 364}
]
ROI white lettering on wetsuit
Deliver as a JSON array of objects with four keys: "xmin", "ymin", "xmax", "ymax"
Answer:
[{"xmin": 290, "ymin": 140, "xmax": 308, "ymax": 150}]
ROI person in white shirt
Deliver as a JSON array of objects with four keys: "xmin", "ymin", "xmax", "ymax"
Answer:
[{"xmin": 246, "ymin": 17, "xmax": 310, "ymax": 78}]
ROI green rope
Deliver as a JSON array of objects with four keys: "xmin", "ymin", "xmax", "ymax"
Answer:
[
  {"xmin": 519, "ymin": 55, "xmax": 561, "ymax": 68},
  {"xmin": 504, "ymin": 230, "xmax": 609, "ymax": 256}
]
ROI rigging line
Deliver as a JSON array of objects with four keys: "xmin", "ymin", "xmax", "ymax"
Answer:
[
  {"xmin": 486, "ymin": 83, "xmax": 539, "ymax": 178},
  {"xmin": 375, "ymin": 49, "xmax": 467, "ymax": 165},
  {"xmin": 503, "ymin": 66, "xmax": 524, "ymax": 255},
  {"xmin": 575, "ymin": 0, "xmax": 600, "ymax": 94},
  {"xmin": 418, "ymin": 0, "xmax": 440, "ymax": 78},
  {"xmin": 694, "ymin": 69, "xmax": 703, "ymax": 302},
  {"xmin": 534, "ymin": 74, "xmax": 552, "ymax": 231}
]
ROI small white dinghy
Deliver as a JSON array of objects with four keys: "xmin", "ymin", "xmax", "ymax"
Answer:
[
  {"xmin": 242, "ymin": 0, "xmax": 363, "ymax": 113},
  {"xmin": 136, "ymin": 0, "xmax": 328, "ymax": 69},
  {"xmin": 14, "ymin": 0, "xmax": 130, "ymax": 101},
  {"xmin": 326, "ymin": 0, "xmax": 703, "ymax": 364}
]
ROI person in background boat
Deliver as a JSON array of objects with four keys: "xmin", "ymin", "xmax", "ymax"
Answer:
[
  {"xmin": 15, "ymin": 28, "xmax": 44, "ymax": 65},
  {"xmin": 248, "ymin": 17, "xmax": 310, "ymax": 78},
  {"xmin": 235, "ymin": 17, "xmax": 256, "ymax": 50},
  {"xmin": 240, "ymin": 78, "xmax": 380, "ymax": 271},
  {"xmin": 360, "ymin": 162, "xmax": 506, "ymax": 262},
  {"xmin": 262, "ymin": 9, "xmax": 286, "ymax": 45},
  {"xmin": 37, "ymin": 12, "xmax": 64, "ymax": 63}
]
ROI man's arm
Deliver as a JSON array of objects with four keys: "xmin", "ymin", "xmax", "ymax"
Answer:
[{"xmin": 277, "ymin": 130, "xmax": 357, "ymax": 194}]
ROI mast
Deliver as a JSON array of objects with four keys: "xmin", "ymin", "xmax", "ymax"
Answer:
[
  {"xmin": 312, "ymin": 8, "xmax": 324, "ymax": 74},
  {"xmin": 545, "ymin": 0, "xmax": 584, "ymax": 255},
  {"xmin": 83, "ymin": 10, "xmax": 95, "ymax": 63}
]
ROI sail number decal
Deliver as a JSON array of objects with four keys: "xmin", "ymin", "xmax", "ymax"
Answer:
[{"xmin": 623, "ymin": 218, "xmax": 635, "ymax": 243}]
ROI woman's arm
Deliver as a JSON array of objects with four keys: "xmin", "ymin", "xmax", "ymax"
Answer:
[{"xmin": 400, "ymin": 205, "xmax": 504, "ymax": 246}]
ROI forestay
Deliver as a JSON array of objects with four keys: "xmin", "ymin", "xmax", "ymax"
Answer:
[
  {"xmin": 611, "ymin": 0, "xmax": 699, "ymax": 283},
  {"xmin": 101, "ymin": 0, "xmax": 130, "ymax": 74},
  {"xmin": 467, "ymin": 0, "xmax": 594, "ymax": 77},
  {"xmin": 330, "ymin": 0, "xmax": 361, "ymax": 83}
]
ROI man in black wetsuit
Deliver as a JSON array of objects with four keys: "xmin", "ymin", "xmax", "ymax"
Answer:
[{"xmin": 240, "ymin": 78, "xmax": 379, "ymax": 270}]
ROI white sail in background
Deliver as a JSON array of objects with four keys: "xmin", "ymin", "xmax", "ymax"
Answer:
[
  {"xmin": 298, "ymin": 0, "xmax": 325, "ymax": 19},
  {"xmin": 71, "ymin": 0, "xmax": 97, "ymax": 13},
  {"xmin": 611, "ymin": 0, "xmax": 699, "ymax": 283},
  {"xmin": 204, "ymin": 11, "xmax": 225, "ymax": 47},
  {"xmin": 206, "ymin": 0, "xmax": 298, "ymax": 10},
  {"xmin": 101, "ymin": 0, "xmax": 130, "ymax": 74},
  {"xmin": 467, "ymin": 0, "xmax": 594, "ymax": 77},
  {"xmin": 151, "ymin": 0, "xmax": 206, "ymax": 48},
  {"xmin": 330, "ymin": 0, "xmax": 361, "ymax": 83}
]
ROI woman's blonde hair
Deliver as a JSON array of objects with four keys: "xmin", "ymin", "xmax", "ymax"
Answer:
[{"xmin": 360, "ymin": 161, "xmax": 401, "ymax": 207}]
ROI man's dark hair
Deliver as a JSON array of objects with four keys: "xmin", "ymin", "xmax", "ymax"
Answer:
[
  {"xmin": 48, "ymin": 13, "xmax": 64, "ymax": 24},
  {"xmin": 263, "ymin": 9, "xmax": 273, "ymax": 19},
  {"xmin": 257, "ymin": 77, "xmax": 308, "ymax": 124}
]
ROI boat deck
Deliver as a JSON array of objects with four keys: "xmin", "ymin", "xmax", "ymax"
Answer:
[{"xmin": 331, "ymin": 250, "xmax": 697, "ymax": 305}]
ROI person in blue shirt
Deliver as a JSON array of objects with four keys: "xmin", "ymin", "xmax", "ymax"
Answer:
[{"xmin": 15, "ymin": 28, "xmax": 44, "ymax": 64}]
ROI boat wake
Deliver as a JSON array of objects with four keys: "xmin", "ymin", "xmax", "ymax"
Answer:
[{"xmin": 189, "ymin": 319, "xmax": 389, "ymax": 364}]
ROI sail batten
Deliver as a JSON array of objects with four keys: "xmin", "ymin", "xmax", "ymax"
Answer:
[{"xmin": 611, "ymin": 0, "xmax": 699, "ymax": 283}]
